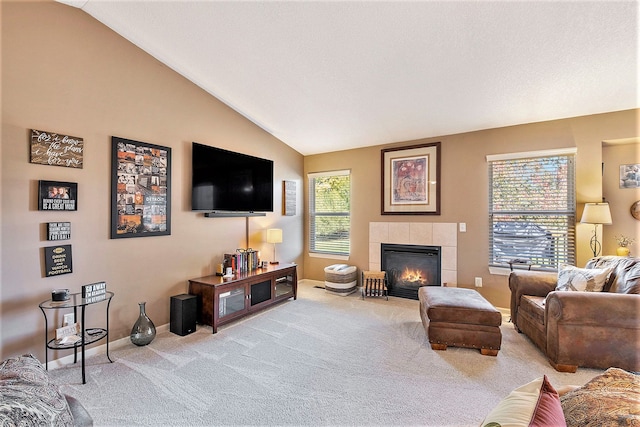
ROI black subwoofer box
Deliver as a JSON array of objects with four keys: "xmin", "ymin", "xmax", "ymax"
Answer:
[{"xmin": 170, "ymin": 294, "xmax": 197, "ymax": 336}]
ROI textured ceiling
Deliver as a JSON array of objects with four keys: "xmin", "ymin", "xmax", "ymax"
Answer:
[{"xmin": 60, "ymin": 1, "xmax": 638, "ymax": 155}]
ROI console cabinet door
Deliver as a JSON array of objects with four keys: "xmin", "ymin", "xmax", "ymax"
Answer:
[
  {"xmin": 274, "ymin": 272, "xmax": 294, "ymax": 299},
  {"xmin": 249, "ymin": 278, "xmax": 273, "ymax": 309},
  {"xmin": 217, "ymin": 283, "xmax": 248, "ymax": 321}
]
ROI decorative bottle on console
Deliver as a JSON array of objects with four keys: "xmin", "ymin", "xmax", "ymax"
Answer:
[{"xmin": 130, "ymin": 302, "xmax": 156, "ymax": 346}]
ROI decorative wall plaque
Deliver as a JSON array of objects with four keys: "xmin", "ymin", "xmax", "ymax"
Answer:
[
  {"xmin": 283, "ymin": 180, "xmax": 296, "ymax": 216},
  {"xmin": 44, "ymin": 244, "xmax": 73, "ymax": 277},
  {"xmin": 30, "ymin": 129, "xmax": 83, "ymax": 168},
  {"xmin": 47, "ymin": 222, "xmax": 71, "ymax": 240},
  {"xmin": 82, "ymin": 282, "xmax": 106, "ymax": 298}
]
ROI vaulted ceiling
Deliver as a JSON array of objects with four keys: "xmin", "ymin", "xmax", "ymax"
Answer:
[{"xmin": 59, "ymin": 1, "xmax": 638, "ymax": 155}]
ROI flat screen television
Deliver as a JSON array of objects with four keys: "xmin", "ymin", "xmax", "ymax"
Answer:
[{"xmin": 191, "ymin": 142, "xmax": 274, "ymax": 212}]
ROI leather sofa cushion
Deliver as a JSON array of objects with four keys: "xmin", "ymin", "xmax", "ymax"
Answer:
[
  {"xmin": 519, "ymin": 295, "xmax": 546, "ymax": 326},
  {"xmin": 419, "ymin": 287, "xmax": 502, "ymax": 327}
]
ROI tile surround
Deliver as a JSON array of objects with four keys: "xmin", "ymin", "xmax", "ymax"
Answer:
[{"xmin": 369, "ymin": 222, "xmax": 458, "ymax": 286}]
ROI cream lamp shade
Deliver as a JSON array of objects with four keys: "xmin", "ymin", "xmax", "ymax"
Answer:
[
  {"xmin": 266, "ymin": 228, "xmax": 283, "ymax": 244},
  {"xmin": 580, "ymin": 202, "xmax": 612, "ymax": 257},
  {"xmin": 266, "ymin": 228, "xmax": 283, "ymax": 264},
  {"xmin": 580, "ymin": 202, "xmax": 612, "ymax": 225}
]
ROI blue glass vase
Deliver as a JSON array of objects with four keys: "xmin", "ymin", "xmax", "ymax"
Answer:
[{"xmin": 130, "ymin": 302, "xmax": 156, "ymax": 346}]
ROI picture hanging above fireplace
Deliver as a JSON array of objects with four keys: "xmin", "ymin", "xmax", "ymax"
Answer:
[{"xmin": 381, "ymin": 142, "xmax": 441, "ymax": 215}]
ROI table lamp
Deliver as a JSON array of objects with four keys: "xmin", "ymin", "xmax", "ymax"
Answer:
[
  {"xmin": 266, "ymin": 228, "xmax": 283, "ymax": 264},
  {"xmin": 580, "ymin": 202, "xmax": 612, "ymax": 257}
]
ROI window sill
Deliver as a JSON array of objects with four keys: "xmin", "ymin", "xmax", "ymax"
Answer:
[
  {"xmin": 489, "ymin": 266, "xmax": 511, "ymax": 276},
  {"xmin": 309, "ymin": 252, "xmax": 350, "ymax": 261}
]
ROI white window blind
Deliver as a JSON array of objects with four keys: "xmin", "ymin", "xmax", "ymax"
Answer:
[
  {"xmin": 308, "ymin": 170, "xmax": 351, "ymax": 256},
  {"xmin": 488, "ymin": 150, "xmax": 576, "ymax": 270}
]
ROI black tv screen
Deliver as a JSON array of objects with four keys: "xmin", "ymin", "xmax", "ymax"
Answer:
[{"xmin": 191, "ymin": 142, "xmax": 274, "ymax": 212}]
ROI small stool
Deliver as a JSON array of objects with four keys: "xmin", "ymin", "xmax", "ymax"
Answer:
[
  {"xmin": 361, "ymin": 271, "xmax": 388, "ymax": 300},
  {"xmin": 418, "ymin": 287, "xmax": 502, "ymax": 356},
  {"xmin": 324, "ymin": 264, "xmax": 358, "ymax": 296}
]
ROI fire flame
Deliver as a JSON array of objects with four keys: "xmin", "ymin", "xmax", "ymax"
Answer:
[{"xmin": 401, "ymin": 267, "xmax": 427, "ymax": 285}]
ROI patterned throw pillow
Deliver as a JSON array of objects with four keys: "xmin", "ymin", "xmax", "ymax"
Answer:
[
  {"xmin": 561, "ymin": 367, "xmax": 640, "ymax": 427},
  {"xmin": 481, "ymin": 375, "xmax": 566, "ymax": 427},
  {"xmin": 556, "ymin": 265, "xmax": 612, "ymax": 292}
]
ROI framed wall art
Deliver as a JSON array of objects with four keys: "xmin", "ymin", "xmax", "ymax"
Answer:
[
  {"xmin": 38, "ymin": 180, "xmax": 78, "ymax": 211},
  {"xmin": 620, "ymin": 163, "xmax": 639, "ymax": 188},
  {"xmin": 381, "ymin": 142, "xmax": 440, "ymax": 215},
  {"xmin": 111, "ymin": 136, "xmax": 171, "ymax": 238},
  {"xmin": 283, "ymin": 180, "xmax": 296, "ymax": 216}
]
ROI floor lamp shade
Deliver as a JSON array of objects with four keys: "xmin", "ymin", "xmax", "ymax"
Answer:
[
  {"xmin": 267, "ymin": 228, "xmax": 282, "ymax": 264},
  {"xmin": 580, "ymin": 202, "xmax": 612, "ymax": 257}
]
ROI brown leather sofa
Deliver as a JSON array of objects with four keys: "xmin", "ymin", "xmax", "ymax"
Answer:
[{"xmin": 509, "ymin": 256, "xmax": 640, "ymax": 372}]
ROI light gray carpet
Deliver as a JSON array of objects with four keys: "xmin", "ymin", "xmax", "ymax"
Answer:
[{"xmin": 50, "ymin": 282, "xmax": 602, "ymax": 426}]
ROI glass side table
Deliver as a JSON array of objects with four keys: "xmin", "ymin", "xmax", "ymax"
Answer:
[{"xmin": 39, "ymin": 291, "xmax": 114, "ymax": 384}]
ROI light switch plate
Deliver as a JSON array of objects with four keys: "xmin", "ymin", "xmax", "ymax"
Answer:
[{"xmin": 459, "ymin": 223, "xmax": 467, "ymax": 232}]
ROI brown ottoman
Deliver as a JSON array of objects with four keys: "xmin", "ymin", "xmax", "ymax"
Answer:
[{"xmin": 418, "ymin": 287, "xmax": 502, "ymax": 356}]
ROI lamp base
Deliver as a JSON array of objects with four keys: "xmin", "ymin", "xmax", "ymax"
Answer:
[{"xmin": 590, "ymin": 226, "xmax": 602, "ymax": 258}]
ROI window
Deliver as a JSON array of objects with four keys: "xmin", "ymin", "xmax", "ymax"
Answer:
[
  {"xmin": 308, "ymin": 170, "xmax": 351, "ymax": 256},
  {"xmin": 487, "ymin": 149, "xmax": 576, "ymax": 271}
]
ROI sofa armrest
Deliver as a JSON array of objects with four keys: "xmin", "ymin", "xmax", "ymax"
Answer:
[
  {"xmin": 508, "ymin": 270, "xmax": 557, "ymax": 329},
  {"xmin": 545, "ymin": 292, "xmax": 640, "ymax": 371}
]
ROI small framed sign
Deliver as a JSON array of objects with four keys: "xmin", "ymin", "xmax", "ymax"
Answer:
[
  {"xmin": 38, "ymin": 180, "xmax": 78, "ymax": 211},
  {"xmin": 82, "ymin": 281, "xmax": 106, "ymax": 298},
  {"xmin": 44, "ymin": 244, "xmax": 73, "ymax": 277},
  {"xmin": 47, "ymin": 222, "xmax": 71, "ymax": 240}
]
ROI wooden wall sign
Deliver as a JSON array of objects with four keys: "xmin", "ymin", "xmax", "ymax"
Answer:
[
  {"xmin": 30, "ymin": 129, "xmax": 84, "ymax": 168},
  {"xmin": 47, "ymin": 222, "xmax": 71, "ymax": 240},
  {"xmin": 44, "ymin": 244, "xmax": 73, "ymax": 277}
]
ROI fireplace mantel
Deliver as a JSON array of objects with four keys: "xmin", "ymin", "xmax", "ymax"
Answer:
[{"xmin": 369, "ymin": 222, "xmax": 458, "ymax": 286}]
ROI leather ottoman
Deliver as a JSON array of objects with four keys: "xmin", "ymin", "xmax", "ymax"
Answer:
[{"xmin": 418, "ymin": 287, "xmax": 502, "ymax": 356}]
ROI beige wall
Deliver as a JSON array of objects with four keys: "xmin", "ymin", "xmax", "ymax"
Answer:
[
  {"xmin": 304, "ymin": 110, "xmax": 639, "ymax": 308},
  {"xmin": 602, "ymin": 141, "xmax": 640, "ymax": 256},
  {"xmin": 1, "ymin": 1, "xmax": 304, "ymax": 360}
]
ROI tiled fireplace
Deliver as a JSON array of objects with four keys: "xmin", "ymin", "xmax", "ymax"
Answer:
[{"xmin": 369, "ymin": 222, "xmax": 458, "ymax": 287}]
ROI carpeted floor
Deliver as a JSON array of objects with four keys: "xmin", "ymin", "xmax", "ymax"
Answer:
[{"xmin": 50, "ymin": 282, "xmax": 603, "ymax": 426}]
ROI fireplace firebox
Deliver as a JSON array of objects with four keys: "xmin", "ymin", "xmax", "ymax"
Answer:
[{"xmin": 381, "ymin": 243, "xmax": 441, "ymax": 300}]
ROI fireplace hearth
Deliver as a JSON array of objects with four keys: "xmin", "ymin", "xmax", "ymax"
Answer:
[{"xmin": 381, "ymin": 243, "xmax": 441, "ymax": 300}]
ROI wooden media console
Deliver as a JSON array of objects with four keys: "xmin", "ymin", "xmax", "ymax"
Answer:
[{"xmin": 188, "ymin": 263, "xmax": 297, "ymax": 333}]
